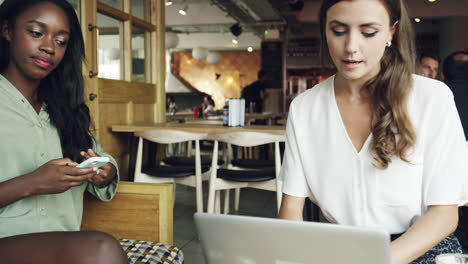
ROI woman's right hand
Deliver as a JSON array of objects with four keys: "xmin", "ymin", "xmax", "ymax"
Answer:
[{"xmin": 26, "ymin": 158, "xmax": 97, "ymax": 195}]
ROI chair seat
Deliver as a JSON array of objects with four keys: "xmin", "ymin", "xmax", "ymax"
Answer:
[
  {"xmin": 119, "ymin": 238, "xmax": 184, "ymax": 264},
  {"xmin": 142, "ymin": 165, "xmax": 210, "ymax": 178},
  {"xmin": 163, "ymin": 156, "xmax": 224, "ymax": 166},
  {"xmin": 231, "ymin": 159, "xmax": 274, "ymax": 168},
  {"xmin": 217, "ymin": 168, "xmax": 275, "ymax": 182}
]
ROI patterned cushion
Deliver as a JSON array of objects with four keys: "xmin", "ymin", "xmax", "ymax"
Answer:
[{"xmin": 118, "ymin": 238, "xmax": 184, "ymax": 264}]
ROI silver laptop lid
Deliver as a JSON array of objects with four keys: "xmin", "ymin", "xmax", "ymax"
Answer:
[{"xmin": 194, "ymin": 213, "xmax": 390, "ymax": 264}]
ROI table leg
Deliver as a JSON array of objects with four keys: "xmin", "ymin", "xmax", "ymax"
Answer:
[{"xmin": 128, "ymin": 135, "xmax": 138, "ymax": 181}]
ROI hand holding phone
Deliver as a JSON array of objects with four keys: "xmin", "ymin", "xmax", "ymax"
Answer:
[{"xmin": 76, "ymin": 157, "xmax": 110, "ymax": 168}]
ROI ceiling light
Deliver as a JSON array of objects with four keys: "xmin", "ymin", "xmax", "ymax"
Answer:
[
  {"xmin": 179, "ymin": 5, "xmax": 188, "ymax": 15},
  {"xmin": 427, "ymin": 0, "xmax": 437, "ymax": 2},
  {"xmin": 247, "ymin": 47, "xmax": 253, "ymax": 52},
  {"xmin": 232, "ymin": 39, "xmax": 238, "ymax": 44},
  {"xmin": 165, "ymin": 1, "xmax": 173, "ymax": 6},
  {"xmin": 414, "ymin": 18, "xmax": 421, "ymax": 23}
]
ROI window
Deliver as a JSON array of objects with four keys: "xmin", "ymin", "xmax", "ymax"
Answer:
[
  {"xmin": 132, "ymin": 25, "xmax": 149, "ymax": 82},
  {"xmin": 95, "ymin": 1, "xmax": 155, "ymax": 82},
  {"xmin": 97, "ymin": 12, "xmax": 122, "ymax": 80}
]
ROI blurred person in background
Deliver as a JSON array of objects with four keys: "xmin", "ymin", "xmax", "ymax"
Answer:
[
  {"xmin": 417, "ymin": 53, "xmax": 440, "ymax": 79},
  {"xmin": 241, "ymin": 70, "xmax": 267, "ymax": 113}
]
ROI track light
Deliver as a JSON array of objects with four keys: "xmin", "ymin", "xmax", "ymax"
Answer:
[
  {"xmin": 232, "ymin": 39, "xmax": 238, "ymax": 44},
  {"xmin": 165, "ymin": 1, "xmax": 173, "ymax": 6},
  {"xmin": 179, "ymin": 5, "xmax": 188, "ymax": 15},
  {"xmin": 230, "ymin": 23, "xmax": 242, "ymax": 37}
]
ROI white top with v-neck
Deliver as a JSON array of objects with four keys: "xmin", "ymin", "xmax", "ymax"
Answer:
[{"xmin": 280, "ymin": 74, "xmax": 468, "ymax": 234}]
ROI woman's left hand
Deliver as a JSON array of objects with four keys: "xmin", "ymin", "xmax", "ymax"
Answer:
[{"xmin": 80, "ymin": 149, "xmax": 117, "ymax": 187}]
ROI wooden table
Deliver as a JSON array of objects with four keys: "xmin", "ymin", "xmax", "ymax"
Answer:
[
  {"xmin": 112, "ymin": 122, "xmax": 285, "ymax": 135},
  {"xmin": 112, "ymin": 123, "xmax": 286, "ymax": 180}
]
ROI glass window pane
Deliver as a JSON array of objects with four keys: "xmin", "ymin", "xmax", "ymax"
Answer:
[
  {"xmin": 99, "ymin": 0, "xmax": 122, "ymax": 10},
  {"xmin": 131, "ymin": 0, "xmax": 150, "ymax": 21},
  {"xmin": 132, "ymin": 26, "xmax": 148, "ymax": 82},
  {"xmin": 97, "ymin": 13, "xmax": 122, "ymax": 80}
]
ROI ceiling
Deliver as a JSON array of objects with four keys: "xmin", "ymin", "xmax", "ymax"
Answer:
[{"xmin": 165, "ymin": 0, "xmax": 468, "ymax": 50}]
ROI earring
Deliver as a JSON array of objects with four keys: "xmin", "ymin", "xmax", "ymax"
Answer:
[{"xmin": 386, "ymin": 40, "xmax": 392, "ymax": 47}]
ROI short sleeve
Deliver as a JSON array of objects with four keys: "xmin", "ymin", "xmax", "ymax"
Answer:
[
  {"xmin": 86, "ymin": 137, "xmax": 119, "ymax": 201},
  {"xmin": 280, "ymin": 101, "xmax": 312, "ymax": 198},
  {"xmin": 423, "ymin": 88, "xmax": 468, "ymax": 207}
]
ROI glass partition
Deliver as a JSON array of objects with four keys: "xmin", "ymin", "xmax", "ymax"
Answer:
[
  {"xmin": 97, "ymin": 12, "xmax": 122, "ymax": 80},
  {"xmin": 131, "ymin": 26, "xmax": 148, "ymax": 82},
  {"xmin": 131, "ymin": 0, "xmax": 150, "ymax": 21}
]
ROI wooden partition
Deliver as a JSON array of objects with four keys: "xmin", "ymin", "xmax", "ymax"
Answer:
[
  {"xmin": 81, "ymin": 181, "xmax": 174, "ymax": 244},
  {"xmin": 97, "ymin": 79, "xmax": 159, "ymax": 181},
  {"xmin": 80, "ymin": 0, "xmax": 166, "ymax": 180}
]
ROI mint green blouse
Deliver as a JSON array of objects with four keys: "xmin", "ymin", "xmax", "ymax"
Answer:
[{"xmin": 0, "ymin": 74, "xmax": 119, "ymax": 238}]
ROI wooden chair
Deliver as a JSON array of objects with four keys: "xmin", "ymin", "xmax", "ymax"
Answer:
[
  {"xmin": 206, "ymin": 131, "xmax": 285, "ymax": 214},
  {"xmin": 134, "ymin": 129, "xmax": 209, "ymax": 212}
]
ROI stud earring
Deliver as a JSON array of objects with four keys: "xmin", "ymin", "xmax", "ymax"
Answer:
[{"xmin": 386, "ymin": 40, "xmax": 392, "ymax": 47}]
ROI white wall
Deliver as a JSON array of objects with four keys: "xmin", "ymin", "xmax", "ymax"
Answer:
[{"xmin": 165, "ymin": 52, "xmax": 192, "ymax": 93}]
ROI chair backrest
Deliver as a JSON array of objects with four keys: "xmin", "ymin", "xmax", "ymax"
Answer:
[
  {"xmin": 208, "ymin": 131, "xmax": 285, "ymax": 178},
  {"xmin": 208, "ymin": 131, "xmax": 285, "ymax": 147},
  {"xmin": 135, "ymin": 129, "xmax": 208, "ymax": 144},
  {"xmin": 81, "ymin": 181, "xmax": 174, "ymax": 244}
]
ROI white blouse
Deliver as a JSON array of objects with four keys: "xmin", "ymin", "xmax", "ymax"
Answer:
[{"xmin": 281, "ymin": 74, "xmax": 468, "ymax": 234}]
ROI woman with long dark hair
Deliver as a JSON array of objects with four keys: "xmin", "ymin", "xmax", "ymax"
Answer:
[
  {"xmin": 0, "ymin": 0, "xmax": 127, "ymax": 263},
  {"xmin": 279, "ymin": 0, "xmax": 468, "ymax": 263}
]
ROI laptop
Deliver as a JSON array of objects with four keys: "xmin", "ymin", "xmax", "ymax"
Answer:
[{"xmin": 194, "ymin": 213, "xmax": 390, "ymax": 264}]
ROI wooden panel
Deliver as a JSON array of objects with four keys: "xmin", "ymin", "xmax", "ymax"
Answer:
[
  {"xmin": 133, "ymin": 104, "xmax": 155, "ymax": 123},
  {"xmin": 98, "ymin": 78, "xmax": 156, "ymax": 104},
  {"xmin": 99, "ymin": 103, "xmax": 131, "ymax": 180},
  {"xmin": 81, "ymin": 0, "xmax": 100, "ymax": 139},
  {"xmin": 152, "ymin": 0, "xmax": 166, "ymax": 123},
  {"xmin": 98, "ymin": 102, "xmax": 155, "ymax": 181},
  {"xmin": 132, "ymin": 17, "xmax": 156, "ymax": 32},
  {"xmin": 81, "ymin": 181, "xmax": 173, "ymax": 244},
  {"xmin": 97, "ymin": 2, "xmax": 131, "ymax": 21}
]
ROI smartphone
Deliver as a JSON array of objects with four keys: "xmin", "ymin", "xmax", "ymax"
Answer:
[{"xmin": 76, "ymin": 157, "xmax": 110, "ymax": 169}]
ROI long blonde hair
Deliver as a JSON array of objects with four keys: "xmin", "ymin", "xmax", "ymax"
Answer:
[{"xmin": 319, "ymin": 0, "xmax": 416, "ymax": 169}]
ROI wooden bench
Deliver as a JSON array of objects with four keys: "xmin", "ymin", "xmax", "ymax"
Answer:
[{"xmin": 81, "ymin": 181, "xmax": 184, "ymax": 263}]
